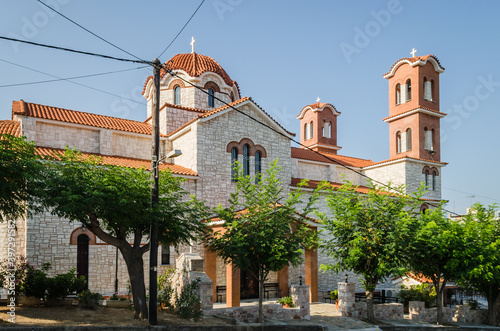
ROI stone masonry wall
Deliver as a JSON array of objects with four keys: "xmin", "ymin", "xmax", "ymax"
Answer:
[
  {"xmin": 35, "ymin": 122, "xmax": 100, "ymax": 153},
  {"xmin": 111, "ymin": 132, "xmax": 151, "ymax": 160}
]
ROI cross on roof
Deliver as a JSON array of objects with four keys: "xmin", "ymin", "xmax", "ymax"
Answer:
[
  {"xmin": 191, "ymin": 36, "xmax": 195, "ymax": 53},
  {"xmin": 411, "ymin": 48, "xmax": 417, "ymax": 57},
  {"xmin": 316, "ymin": 97, "xmax": 321, "ymax": 103}
]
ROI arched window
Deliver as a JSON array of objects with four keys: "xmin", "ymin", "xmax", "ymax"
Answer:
[
  {"xmin": 396, "ymin": 83, "xmax": 401, "ymax": 105},
  {"xmin": 425, "ymin": 170, "xmax": 429, "ymax": 188},
  {"xmin": 420, "ymin": 204, "xmax": 429, "ymax": 214},
  {"xmin": 406, "ymin": 128, "xmax": 412, "ymax": 151},
  {"xmin": 255, "ymin": 151, "xmax": 261, "ymax": 184},
  {"xmin": 309, "ymin": 121, "xmax": 314, "ymax": 139},
  {"xmin": 396, "ymin": 131, "xmax": 402, "ymax": 153},
  {"xmin": 304, "ymin": 123, "xmax": 309, "ymax": 140},
  {"xmin": 243, "ymin": 144, "xmax": 250, "ymax": 177},
  {"xmin": 424, "ymin": 128, "xmax": 433, "ymax": 151},
  {"xmin": 432, "ymin": 172, "xmax": 436, "ymax": 191},
  {"xmin": 322, "ymin": 121, "xmax": 331, "ymax": 138},
  {"xmin": 406, "ymin": 79, "xmax": 411, "ymax": 102},
  {"xmin": 231, "ymin": 147, "xmax": 238, "ymax": 182},
  {"xmin": 77, "ymin": 234, "xmax": 90, "ymax": 286},
  {"xmin": 208, "ymin": 88, "xmax": 215, "ymax": 107},
  {"xmin": 174, "ymin": 86, "xmax": 181, "ymax": 105}
]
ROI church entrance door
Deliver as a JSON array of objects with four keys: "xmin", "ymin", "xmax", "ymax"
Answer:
[
  {"xmin": 240, "ymin": 270, "xmax": 258, "ymax": 299},
  {"xmin": 77, "ymin": 234, "xmax": 90, "ymax": 288}
]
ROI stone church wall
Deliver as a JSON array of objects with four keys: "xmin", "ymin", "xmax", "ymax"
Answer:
[
  {"xmin": 35, "ymin": 122, "xmax": 100, "ymax": 153},
  {"xmin": 111, "ymin": 132, "xmax": 151, "ymax": 160}
]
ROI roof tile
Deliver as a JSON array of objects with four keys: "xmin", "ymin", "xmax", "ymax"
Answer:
[
  {"xmin": 291, "ymin": 147, "xmax": 374, "ymax": 167},
  {"xmin": 12, "ymin": 100, "xmax": 161, "ymax": 136},
  {"xmin": 36, "ymin": 146, "xmax": 198, "ymax": 177},
  {"xmin": 0, "ymin": 120, "xmax": 21, "ymax": 137}
]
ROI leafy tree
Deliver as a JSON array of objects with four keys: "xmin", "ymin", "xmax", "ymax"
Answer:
[
  {"xmin": 407, "ymin": 205, "xmax": 464, "ymax": 324},
  {"xmin": 0, "ymin": 134, "xmax": 43, "ymax": 222},
  {"xmin": 205, "ymin": 161, "xmax": 318, "ymax": 323},
  {"xmin": 317, "ymin": 181, "xmax": 421, "ymax": 323},
  {"xmin": 459, "ymin": 203, "xmax": 500, "ymax": 326},
  {"xmin": 36, "ymin": 149, "xmax": 208, "ymax": 319}
]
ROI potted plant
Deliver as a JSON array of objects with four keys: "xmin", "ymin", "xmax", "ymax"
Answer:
[
  {"xmin": 330, "ymin": 290, "xmax": 339, "ymax": 310},
  {"xmin": 278, "ymin": 296, "xmax": 294, "ymax": 308}
]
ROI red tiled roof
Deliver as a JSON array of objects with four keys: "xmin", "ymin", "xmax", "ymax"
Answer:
[
  {"xmin": 36, "ymin": 146, "xmax": 198, "ymax": 177},
  {"xmin": 12, "ymin": 100, "xmax": 161, "ymax": 136},
  {"xmin": 144, "ymin": 102, "xmax": 206, "ymax": 123},
  {"xmin": 383, "ymin": 107, "xmax": 447, "ymax": 122},
  {"xmin": 406, "ymin": 272, "xmax": 434, "ymax": 284},
  {"xmin": 297, "ymin": 101, "xmax": 340, "ymax": 119},
  {"xmin": 367, "ymin": 156, "xmax": 448, "ymax": 167},
  {"xmin": 0, "ymin": 120, "xmax": 21, "ymax": 137},
  {"xmin": 291, "ymin": 178, "xmax": 388, "ymax": 195},
  {"xmin": 291, "ymin": 147, "xmax": 374, "ymax": 168},
  {"xmin": 143, "ymin": 52, "xmax": 241, "ymax": 95},
  {"xmin": 384, "ymin": 54, "xmax": 445, "ymax": 77}
]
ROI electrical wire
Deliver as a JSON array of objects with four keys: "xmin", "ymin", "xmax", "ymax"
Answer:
[
  {"xmin": 37, "ymin": 0, "xmax": 146, "ymax": 63},
  {"xmin": 162, "ymin": 64, "xmax": 459, "ymax": 215},
  {"xmin": 0, "ymin": 62, "xmax": 148, "ymax": 88},
  {"xmin": 443, "ymin": 187, "xmax": 500, "ymax": 203},
  {"xmin": 157, "ymin": 0, "xmax": 205, "ymax": 58},
  {"xmin": 0, "ymin": 36, "xmax": 152, "ymax": 65},
  {"xmin": 0, "ymin": 58, "xmax": 145, "ymax": 105}
]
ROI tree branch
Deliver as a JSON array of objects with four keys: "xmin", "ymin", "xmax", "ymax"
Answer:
[{"xmin": 86, "ymin": 212, "xmax": 130, "ymax": 252}]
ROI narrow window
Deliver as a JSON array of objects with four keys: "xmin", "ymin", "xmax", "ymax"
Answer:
[
  {"xmin": 304, "ymin": 123, "xmax": 309, "ymax": 140},
  {"xmin": 406, "ymin": 79, "xmax": 411, "ymax": 102},
  {"xmin": 255, "ymin": 151, "xmax": 262, "ymax": 184},
  {"xmin": 243, "ymin": 144, "xmax": 250, "ymax": 177},
  {"xmin": 425, "ymin": 128, "xmax": 433, "ymax": 151},
  {"xmin": 309, "ymin": 121, "xmax": 314, "ymax": 139},
  {"xmin": 208, "ymin": 88, "xmax": 215, "ymax": 107},
  {"xmin": 432, "ymin": 172, "xmax": 436, "ymax": 191},
  {"xmin": 174, "ymin": 86, "xmax": 181, "ymax": 105},
  {"xmin": 396, "ymin": 84, "xmax": 401, "ymax": 105},
  {"xmin": 425, "ymin": 170, "xmax": 429, "ymax": 188},
  {"xmin": 161, "ymin": 245, "xmax": 170, "ymax": 265},
  {"xmin": 231, "ymin": 147, "xmax": 238, "ymax": 182},
  {"xmin": 424, "ymin": 78, "xmax": 432, "ymax": 101},
  {"xmin": 406, "ymin": 128, "xmax": 412, "ymax": 151},
  {"xmin": 396, "ymin": 131, "xmax": 402, "ymax": 153},
  {"xmin": 322, "ymin": 121, "xmax": 331, "ymax": 138}
]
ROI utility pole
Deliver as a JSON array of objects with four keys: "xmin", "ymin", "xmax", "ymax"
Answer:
[{"xmin": 148, "ymin": 58, "xmax": 161, "ymax": 325}]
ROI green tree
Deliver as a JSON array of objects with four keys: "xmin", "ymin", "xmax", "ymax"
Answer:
[
  {"xmin": 37, "ymin": 149, "xmax": 207, "ymax": 319},
  {"xmin": 318, "ymin": 181, "xmax": 421, "ymax": 323},
  {"xmin": 407, "ymin": 205, "xmax": 464, "ymax": 324},
  {"xmin": 0, "ymin": 134, "xmax": 43, "ymax": 222},
  {"xmin": 205, "ymin": 161, "xmax": 318, "ymax": 323},
  {"xmin": 459, "ymin": 203, "xmax": 500, "ymax": 326}
]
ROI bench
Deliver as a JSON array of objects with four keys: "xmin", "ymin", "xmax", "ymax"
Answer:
[
  {"xmin": 216, "ymin": 285, "xmax": 226, "ymax": 303},
  {"xmin": 264, "ymin": 283, "xmax": 282, "ymax": 299}
]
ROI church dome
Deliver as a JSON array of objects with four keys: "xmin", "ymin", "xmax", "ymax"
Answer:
[{"xmin": 165, "ymin": 53, "xmax": 237, "ymax": 87}]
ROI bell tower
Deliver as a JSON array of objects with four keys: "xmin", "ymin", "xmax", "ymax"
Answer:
[
  {"xmin": 383, "ymin": 51, "xmax": 446, "ymax": 162},
  {"xmin": 296, "ymin": 99, "xmax": 342, "ymax": 154}
]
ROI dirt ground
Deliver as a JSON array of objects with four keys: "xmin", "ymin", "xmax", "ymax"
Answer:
[{"xmin": 0, "ymin": 305, "xmax": 232, "ymax": 327}]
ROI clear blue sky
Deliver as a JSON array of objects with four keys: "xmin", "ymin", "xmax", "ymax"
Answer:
[{"xmin": 1, "ymin": 1, "xmax": 499, "ymax": 214}]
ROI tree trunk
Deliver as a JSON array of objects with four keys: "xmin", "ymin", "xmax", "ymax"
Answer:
[
  {"xmin": 122, "ymin": 248, "xmax": 148, "ymax": 319},
  {"xmin": 486, "ymin": 284, "xmax": 499, "ymax": 326},
  {"xmin": 435, "ymin": 280, "xmax": 446, "ymax": 325},
  {"xmin": 366, "ymin": 289, "xmax": 375, "ymax": 322},
  {"xmin": 258, "ymin": 269, "xmax": 264, "ymax": 323}
]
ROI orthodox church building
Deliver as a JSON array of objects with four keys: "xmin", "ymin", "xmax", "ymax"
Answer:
[{"xmin": 0, "ymin": 48, "xmax": 447, "ymax": 303}]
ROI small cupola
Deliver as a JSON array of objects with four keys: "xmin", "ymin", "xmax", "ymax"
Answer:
[{"xmin": 296, "ymin": 98, "xmax": 342, "ymax": 154}]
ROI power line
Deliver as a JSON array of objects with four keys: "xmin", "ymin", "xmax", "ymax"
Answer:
[
  {"xmin": 157, "ymin": 0, "xmax": 205, "ymax": 58},
  {"xmin": 37, "ymin": 0, "xmax": 145, "ymax": 62},
  {"xmin": 443, "ymin": 187, "xmax": 500, "ymax": 203},
  {"xmin": 0, "ymin": 62, "xmax": 148, "ymax": 88},
  {"xmin": 0, "ymin": 36, "xmax": 151, "ymax": 65},
  {"xmin": 1, "ymin": 58, "xmax": 145, "ymax": 105},
  {"xmin": 162, "ymin": 64, "xmax": 459, "ymax": 215}
]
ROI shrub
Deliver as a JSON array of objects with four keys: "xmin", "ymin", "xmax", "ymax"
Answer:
[
  {"xmin": 158, "ymin": 268, "xmax": 176, "ymax": 310},
  {"xmin": 175, "ymin": 279, "xmax": 202, "ymax": 320},
  {"xmin": 330, "ymin": 290, "xmax": 338, "ymax": 301},
  {"xmin": 397, "ymin": 284, "xmax": 436, "ymax": 308},
  {"xmin": 278, "ymin": 296, "xmax": 294, "ymax": 307},
  {"xmin": 0, "ymin": 256, "xmax": 31, "ymax": 296},
  {"xmin": 78, "ymin": 290, "xmax": 102, "ymax": 310},
  {"xmin": 466, "ymin": 299, "xmax": 481, "ymax": 310}
]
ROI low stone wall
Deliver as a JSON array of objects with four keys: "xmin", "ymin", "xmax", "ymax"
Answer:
[
  {"xmin": 409, "ymin": 301, "xmax": 489, "ymax": 324},
  {"xmin": 206, "ymin": 303, "xmax": 302, "ymax": 323},
  {"xmin": 347, "ymin": 302, "xmax": 404, "ymax": 320}
]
